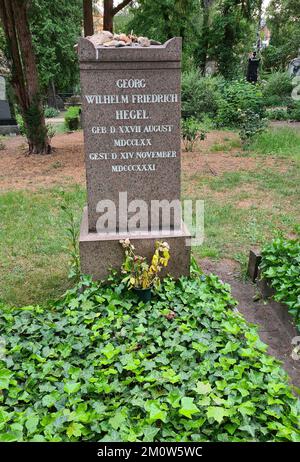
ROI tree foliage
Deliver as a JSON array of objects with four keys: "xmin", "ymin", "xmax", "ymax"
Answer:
[
  {"xmin": 126, "ymin": 0, "xmax": 202, "ymax": 69},
  {"xmin": 209, "ymin": 0, "xmax": 259, "ymax": 78},
  {"xmin": 263, "ymin": 0, "xmax": 300, "ymax": 71},
  {"xmin": 29, "ymin": 0, "xmax": 82, "ymax": 92},
  {"xmin": 127, "ymin": 0, "xmax": 261, "ymax": 77}
]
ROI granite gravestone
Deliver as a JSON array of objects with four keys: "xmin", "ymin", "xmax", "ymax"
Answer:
[
  {"xmin": 289, "ymin": 48, "xmax": 300, "ymax": 77},
  {"xmin": 0, "ymin": 75, "xmax": 19, "ymax": 135},
  {"xmin": 78, "ymin": 36, "xmax": 191, "ymax": 280}
]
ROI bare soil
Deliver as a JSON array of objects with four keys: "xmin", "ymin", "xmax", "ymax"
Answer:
[
  {"xmin": 0, "ymin": 132, "xmax": 85, "ymax": 191},
  {"xmin": 0, "ymin": 129, "xmax": 287, "ymax": 192}
]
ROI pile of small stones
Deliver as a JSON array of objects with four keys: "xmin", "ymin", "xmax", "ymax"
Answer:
[{"xmin": 87, "ymin": 30, "xmax": 161, "ymax": 48}]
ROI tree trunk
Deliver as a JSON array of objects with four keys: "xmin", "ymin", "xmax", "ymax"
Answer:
[
  {"xmin": 256, "ymin": 0, "xmax": 263, "ymax": 51},
  {"xmin": 83, "ymin": 0, "xmax": 94, "ymax": 36},
  {"xmin": 0, "ymin": 0, "xmax": 50, "ymax": 154},
  {"xmin": 103, "ymin": 0, "xmax": 132, "ymax": 33},
  {"xmin": 103, "ymin": 0, "xmax": 114, "ymax": 32},
  {"xmin": 198, "ymin": 0, "xmax": 211, "ymax": 75},
  {"xmin": 219, "ymin": 3, "xmax": 235, "ymax": 78}
]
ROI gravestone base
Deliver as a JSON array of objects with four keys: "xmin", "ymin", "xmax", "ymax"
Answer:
[
  {"xmin": 79, "ymin": 206, "xmax": 191, "ymax": 280},
  {"xmin": 0, "ymin": 124, "xmax": 19, "ymax": 136}
]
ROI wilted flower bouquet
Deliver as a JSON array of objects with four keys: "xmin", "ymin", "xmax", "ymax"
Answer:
[{"xmin": 119, "ymin": 239, "xmax": 170, "ymax": 292}]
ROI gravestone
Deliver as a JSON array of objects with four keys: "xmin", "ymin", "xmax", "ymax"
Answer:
[
  {"xmin": 288, "ymin": 48, "xmax": 300, "ymax": 77},
  {"xmin": 0, "ymin": 75, "xmax": 19, "ymax": 135},
  {"xmin": 78, "ymin": 36, "xmax": 191, "ymax": 280},
  {"xmin": 0, "ymin": 76, "xmax": 5, "ymax": 100}
]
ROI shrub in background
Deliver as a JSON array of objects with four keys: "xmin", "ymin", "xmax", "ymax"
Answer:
[
  {"xmin": 239, "ymin": 109, "xmax": 267, "ymax": 148},
  {"xmin": 262, "ymin": 72, "xmax": 293, "ymax": 107},
  {"xmin": 182, "ymin": 70, "xmax": 223, "ymax": 121},
  {"xmin": 15, "ymin": 113, "xmax": 26, "ymax": 136},
  {"xmin": 64, "ymin": 106, "xmax": 81, "ymax": 131},
  {"xmin": 261, "ymin": 45, "xmax": 287, "ymax": 73},
  {"xmin": 181, "ymin": 117, "xmax": 206, "ymax": 151},
  {"xmin": 266, "ymin": 108, "xmax": 289, "ymax": 121},
  {"xmin": 44, "ymin": 106, "xmax": 60, "ymax": 118},
  {"xmin": 216, "ymin": 80, "xmax": 266, "ymax": 129},
  {"xmin": 287, "ymin": 100, "xmax": 300, "ymax": 122}
]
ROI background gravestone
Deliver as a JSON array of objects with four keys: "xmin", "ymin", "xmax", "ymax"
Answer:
[
  {"xmin": 289, "ymin": 48, "xmax": 300, "ymax": 77},
  {"xmin": 0, "ymin": 75, "xmax": 19, "ymax": 135},
  {"xmin": 78, "ymin": 36, "xmax": 191, "ymax": 280},
  {"xmin": 0, "ymin": 76, "xmax": 5, "ymax": 100}
]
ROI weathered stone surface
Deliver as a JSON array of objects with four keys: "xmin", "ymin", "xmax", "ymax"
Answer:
[
  {"xmin": 79, "ymin": 37, "xmax": 182, "ymax": 232},
  {"xmin": 247, "ymin": 248, "xmax": 262, "ymax": 282},
  {"xmin": 0, "ymin": 76, "xmax": 19, "ymax": 135},
  {"xmin": 78, "ymin": 35, "xmax": 191, "ymax": 279},
  {"xmin": 0, "ymin": 75, "xmax": 6, "ymax": 100},
  {"xmin": 79, "ymin": 207, "xmax": 191, "ymax": 280}
]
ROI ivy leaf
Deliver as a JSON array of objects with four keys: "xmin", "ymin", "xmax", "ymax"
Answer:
[
  {"xmin": 64, "ymin": 382, "xmax": 81, "ymax": 394},
  {"xmin": 144, "ymin": 400, "xmax": 167, "ymax": 423},
  {"xmin": 102, "ymin": 343, "xmax": 120, "ymax": 360},
  {"xmin": 81, "ymin": 300, "xmax": 94, "ymax": 310},
  {"xmin": 109, "ymin": 410, "xmax": 127, "ymax": 430},
  {"xmin": 240, "ymin": 424, "xmax": 256, "ymax": 438},
  {"xmin": 142, "ymin": 425, "xmax": 160, "ymax": 442},
  {"xmin": 69, "ymin": 299, "xmax": 79, "ymax": 309},
  {"xmin": 71, "ymin": 403, "xmax": 90, "ymax": 423},
  {"xmin": 167, "ymin": 390, "xmax": 181, "ymax": 408},
  {"xmin": 0, "ymin": 432, "xmax": 20, "ymax": 442},
  {"xmin": 0, "ymin": 368, "xmax": 13, "ymax": 390},
  {"xmin": 179, "ymin": 397, "xmax": 200, "ymax": 419},
  {"xmin": 42, "ymin": 393, "xmax": 58, "ymax": 407},
  {"xmin": 207, "ymin": 406, "xmax": 228, "ymax": 424},
  {"xmin": 194, "ymin": 381, "xmax": 212, "ymax": 395},
  {"xmin": 238, "ymin": 401, "xmax": 256, "ymax": 416},
  {"xmin": 192, "ymin": 342, "xmax": 208, "ymax": 354},
  {"xmin": 25, "ymin": 414, "xmax": 39, "ymax": 434},
  {"xmin": 66, "ymin": 422, "xmax": 84, "ymax": 438},
  {"xmin": 221, "ymin": 321, "xmax": 240, "ymax": 335}
]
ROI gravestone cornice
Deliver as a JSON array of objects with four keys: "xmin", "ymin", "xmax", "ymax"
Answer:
[{"xmin": 78, "ymin": 37, "xmax": 182, "ymax": 63}]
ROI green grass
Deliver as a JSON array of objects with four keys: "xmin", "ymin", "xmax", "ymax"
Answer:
[
  {"xmin": 52, "ymin": 122, "xmax": 68, "ymax": 134},
  {"xmin": 206, "ymin": 167, "xmax": 299, "ymax": 198},
  {"xmin": 210, "ymin": 138, "xmax": 241, "ymax": 152},
  {"xmin": 250, "ymin": 127, "xmax": 300, "ymax": 160},
  {"xmin": 186, "ymin": 127, "xmax": 300, "ymax": 266},
  {"xmin": 192, "ymin": 196, "xmax": 299, "ymax": 267},
  {"xmin": 0, "ymin": 186, "xmax": 85, "ymax": 306}
]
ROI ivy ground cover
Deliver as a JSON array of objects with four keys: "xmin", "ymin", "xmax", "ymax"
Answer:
[
  {"xmin": 260, "ymin": 237, "xmax": 300, "ymax": 331},
  {"xmin": 0, "ymin": 273, "xmax": 299, "ymax": 442}
]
